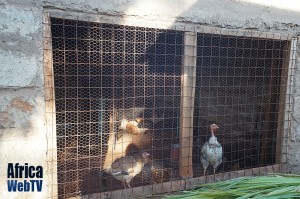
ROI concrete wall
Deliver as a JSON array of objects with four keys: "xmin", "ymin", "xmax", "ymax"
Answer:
[
  {"xmin": 0, "ymin": 3, "xmax": 48, "ymax": 199},
  {"xmin": 0, "ymin": 0, "xmax": 299, "ymax": 198}
]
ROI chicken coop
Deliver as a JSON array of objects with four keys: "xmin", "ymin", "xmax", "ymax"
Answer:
[{"xmin": 44, "ymin": 15, "xmax": 298, "ymax": 198}]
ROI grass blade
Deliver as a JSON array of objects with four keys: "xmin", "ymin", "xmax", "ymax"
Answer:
[{"xmin": 163, "ymin": 174, "xmax": 300, "ymax": 199}]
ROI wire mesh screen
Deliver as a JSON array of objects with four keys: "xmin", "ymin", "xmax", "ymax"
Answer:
[
  {"xmin": 51, "ymin": 18, "xmax": 183, "ymax": 198},
  {"xmin": 193, "ymin": 33, "xmax": 290, "ymax": 176},
  {"xmin": 49, "ymin": 16, "xmax": 294, "ymax": 198}
]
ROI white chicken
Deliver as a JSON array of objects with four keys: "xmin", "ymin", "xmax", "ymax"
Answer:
[{"xmin": 200, "ymin": 124, "xmax": 223, "ymax": 176}]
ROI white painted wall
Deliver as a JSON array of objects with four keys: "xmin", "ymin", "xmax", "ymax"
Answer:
[{"xmin": 0, "ymin": 0, "xmax": 299, "ymax": 198}]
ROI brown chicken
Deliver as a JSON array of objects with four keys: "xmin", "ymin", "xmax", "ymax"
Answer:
[
  {"xmin": 105, "ymin": 152, "xmax": 150, "ymax": 188},
  {"xmin": 126, "ymin": 117, "xmax": 143, "ymax": 135}
]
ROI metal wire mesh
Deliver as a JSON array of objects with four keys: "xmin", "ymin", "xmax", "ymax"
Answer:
[
  {"xmin": 49, "ymin": 17, "xmax": 295, "ymax": 198},
  {"xmin": 193, "ymin": 34, "xmax": 290, "ymax": 176},
  {"xmin": 51, "ymin": 18, "xmax": 183, "ymax": 198}
]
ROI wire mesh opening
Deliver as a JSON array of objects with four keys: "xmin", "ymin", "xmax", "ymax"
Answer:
[
  {"xmin": 51, "ymin": 18, "xmax": 183, "ymax": 198},
  {"xmin": 50, "ymin": 17, "xmax": 293, "ymax": 198},
  {"xmin": 193, "ymin": 34, "xmax": 289, "ymax": 176}
]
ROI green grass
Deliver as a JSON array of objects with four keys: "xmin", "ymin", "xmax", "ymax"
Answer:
[{"xmin": 164, "ymin": 174, "xmax": 300, "ymax": 199}]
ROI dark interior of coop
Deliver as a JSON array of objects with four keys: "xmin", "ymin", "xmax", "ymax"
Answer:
[{"xmin": 51, "ymin": 18, "xmax": 287, "ymax": 198}]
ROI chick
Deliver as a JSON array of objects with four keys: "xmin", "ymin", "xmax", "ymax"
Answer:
[{"xmin": 105, "ymin": 152, "xmax": 150, "ymax": 188}]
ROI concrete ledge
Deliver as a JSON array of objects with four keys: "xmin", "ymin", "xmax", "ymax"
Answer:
[{"xmin": 78, "ymin": 164, "xmax": 282, "ymax": 199}]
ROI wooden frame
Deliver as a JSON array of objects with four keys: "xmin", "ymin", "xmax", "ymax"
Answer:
[
  {"xmin": 44, "ymin": 12, "xmax": 58, "ymax": 198},
  {"xmin": 179, "ymin": 32, "xmax": 197, "ymax": 179},
  {"xmin": 44, "ymin": 10, "xmax": 297, "ymax": 198}
]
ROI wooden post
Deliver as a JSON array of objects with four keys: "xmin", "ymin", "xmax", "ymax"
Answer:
[
  {"xmin": 179, "ymin": 32, "xmax": 197, "ymax": 179},
  {"xmin": 44, "ymin": 13, "xmax": 58, "ymax": 198}
]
